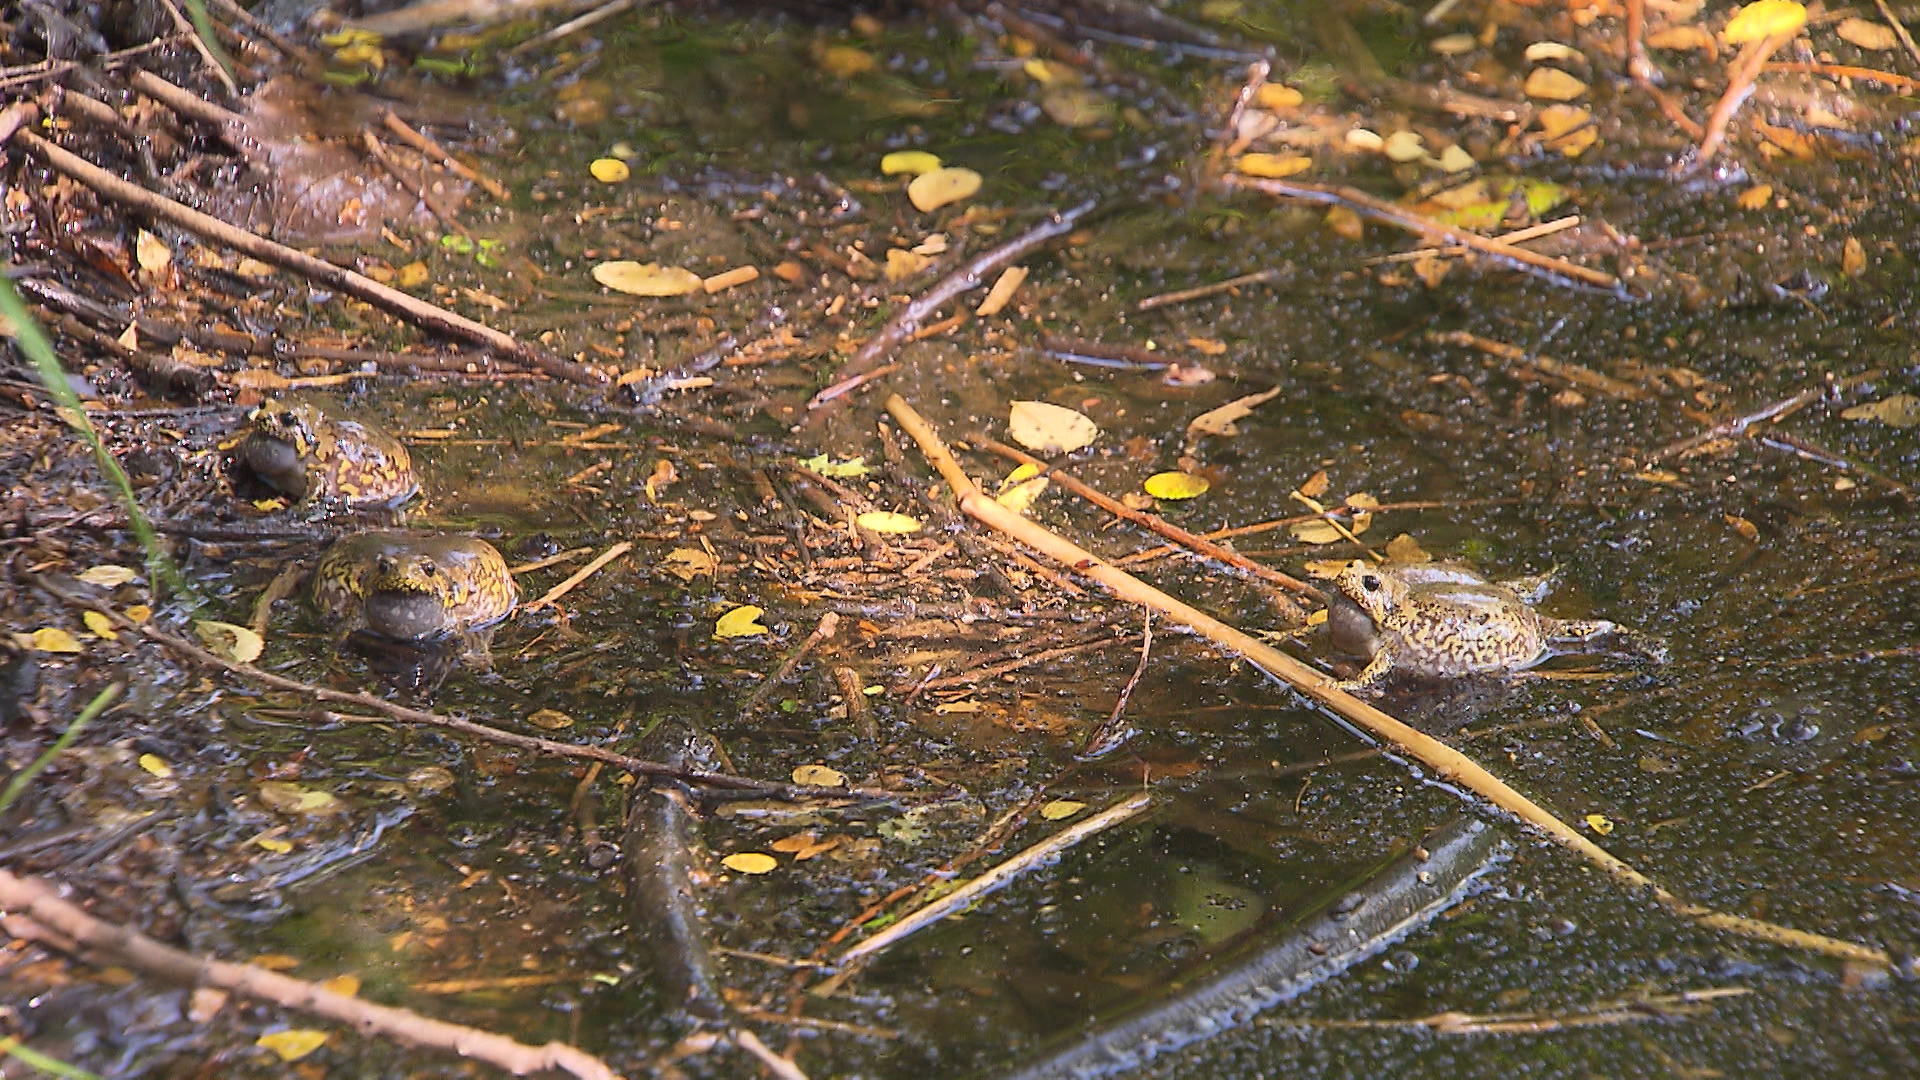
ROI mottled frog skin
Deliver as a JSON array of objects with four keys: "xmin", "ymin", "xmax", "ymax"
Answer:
[
  {"xmin": 241, "ymin": 401, "xmax": 417, "ymax": 509},
  {"xmin": 312, "ymin": 533, "xmax": 518, "ymax": 641},
  {"xmin": 1328, "ymin": 560, "xmax": 1665, "ymax": 692}
]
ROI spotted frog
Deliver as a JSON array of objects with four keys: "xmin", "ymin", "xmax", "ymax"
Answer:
[
  {"xmin": 240, "ymin": 400, "xmax": 417, "ymax": 509},
  {"xmin": 1326, "ymin": 560, "xmax": 1666, "ymax": 692},
  {"xmin": 312, "ymin": 533, "xmax": 518, "ymax": 643}
]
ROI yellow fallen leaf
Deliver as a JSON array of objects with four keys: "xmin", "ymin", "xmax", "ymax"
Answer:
[
  {"xmin": 1436, "ymin": 144, "xmax": 1475, "ymax": 172},
  {"xmin": 257, "ymin": 1029, "xmax": 330, "ymax": 1062},
  {"xmin": 723, "ymin": 852, "xmax": 779, "ymax": 874},
  {"xmin": 77, "ymin": 565, "xmax": 139, "ymax": 587},
  {"xmin": 1187, "ymin": 386, "xmax": 1282, "ymax": 440},
  {"xmin": 321, "ymin": 975, "xmax": 361, "ymax": 998},
  {"xmin": 1585, "ymin": 813, "xmax": 1615, "ymax": 835},
  {"xmin": 1254, "ymin": 84, "xmax": 1303, "ymax": 109},
  {"xmin": 82, "ymin": 610, "xmax": 117, "ymax": 641},
  {"xmin": 1647, "ymin": 25, "xmax": 1716, "ymax": 51},
  {"xmin": 1841, "ymin": 394, "xmax": 1920, "ymax": 427},
  {"xmin": 1835, "ymin": 16, "xmax": 1898, "ymax": 51},
  {"xmin": 24, "ymin": 627, "xmax": 84, "ymax": 654},
  {"xmin": 135, "ymin": 230, "xmax": 172, "ymax": 273},
  {"xmin": 1524, "ymin": 68, "xmax": 1588, "ymax": 101},
  {"xmin": 885, "ymin": 248, "xmax": 931, "ymax": 282},
  {"xmin": 907, "ymin": 167, "xmax": 982, "ymax": 212},
  {"xmin": 933, "ymin": 698, "xmax": 983, "ymax": 714},
  {"xmin": 527, "ymin": 708, "xmax": 574, "ymax": 730},
  {"xmin": 588, "ymin": 157, "xmax": 630, "ymax": 183},
  {"xmin": 715, "ymin": 605, "xmax": 769, "ymax": 639},
  {"xmin": 819, "ymin": 44, "xmax": 877, "ymax": 78},
  {"xmin": 1723, "ymin": 0, "xmax": 1806, "ymax": 44},
  {"xmin": 592, "ymin": 261, "xmax": 703, "ymax": 297},
  {"xmin": 257, "ymin": 781, "xmax": 344, "ymax": 816},
  {"xmin": 1040, "ymin": 86, "xmax": 1114, "ymax": 128},
  {"xmin": 1382, "ymin": 131, "xmax": 1427, "ymax": 162},
  {"xmin": 995, "ymin": 464, "xmax": 1050, "ymax": 514},
  {"xmin": 1725, "ymin": 514, "xmax": 1761, "ymax": 541},
  {"xmin": 1008, "ymin": 401, "xmax": 1099, "ymax": 455},
  {"xmin": 1738, "ymin": 183, "xmax": 1774, "ymax": 210},
  {"xmin": 660, "ymin": 547, "xmax": 717, "ymax": 582},
  {"xmin": 195, "ymin": 620, "xmax": 263, "ymax": 664},
  {"xmin": 1289, "ymin": 520, "xmax": 1348, "ymax": 544},
  {"xmin": 793, "ymin": 764, "xmax": 848, "ymax": 787},
  {"xmin": 1429, "ymin": 33, "xmax": 1476, "ymax": 56},
  {"xmin": 1841, "ymin": 236, "xmax": 1867, "ymax": 277},
  {"xmin": 1385, "ymin": 534, "xmax": 1432, "ymax": 563},
  {"xmin": 880, "ymin": 150, "xmax": 942, "ymax": 176},
  {"xmin": 396, "ymin": 260, "xmax": 430, "ymax": 288},
  {"xmin": 1325, "ymin": 204, "xmax": 1364, "ymax": 240},
  {"xmin": 1537, "ymin": 104, "xmax": 1592, "ymax": 141},
  {"xmin": 856, "ymin": 511, "xmax": 922, "ymax": 534},
  {"xmin": 1143, "ymin": 471, "xmax": 1210, "ymax": 500},
  {"xmin": 1040, "ymin": 799, "xmax": 1087, "ymax": 820},
  {"xmin": 1237, "ymin": 152, "xmax": 1313, "ymax": 178},
  {"xmin": 1023, "ymin": 58, "xmax": 1083, "ymax": 86},
  {"xmin": 125, "ymin": 604, "xmax": 152, "ymax": 624},
  {"xmin": 138, "ymin": 753, "xmax": 173, "ymax": 778}
]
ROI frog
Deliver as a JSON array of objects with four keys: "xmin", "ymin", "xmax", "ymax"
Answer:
[
  {"xmin": 311, "ymin": 533, "xmax": 518, "ymax": 649},
  {"xmin": 1325, "ymin": 559, "xmax": 1666, "ymax": 693},
  {"xmin": 239, "ymin": 400, "xmax": 418, "ymax": 510}
]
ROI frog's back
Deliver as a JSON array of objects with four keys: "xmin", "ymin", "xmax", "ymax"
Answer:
[{"xmin": 1383, "ymin": 587, "xmax": 1549, "ymax": 677}]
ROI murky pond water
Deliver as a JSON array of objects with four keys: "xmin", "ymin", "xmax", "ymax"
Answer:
[{"xmin": 6, "ymin": 3, "xmax": 1920, "ymax": 1077}]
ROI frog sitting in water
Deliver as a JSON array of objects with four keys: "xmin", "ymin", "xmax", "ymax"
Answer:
[
  {"xmin": 1325, "ymin": 559, "xmax": 1666, "ymax": 693},
  {"xmin": 312, "ymin": 533, "xmax": 518, "ymax": 668},
  {"xmin": 239, "ymin": 400, "xmax": 417, "ymax": 510}
]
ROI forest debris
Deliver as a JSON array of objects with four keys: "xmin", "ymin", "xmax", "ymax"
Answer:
[
  {"xmin": 1841, "ymin": 394, "xmax": 1920, "ymax": 427},
  {"xmin": 593, "ymin": 261, "xmax": 703, "ymax": 297},
  {"xmin": 907, "ymin": 167, "xmax": 982, "ymax": 212},
  {"xmin": 974, "ymin": 265, "xmax": 1027, "ymax": 316},
  {"xmin": 1836, "ymin": 17, "xmax": 1898, "ymax": 50},
  {"xmin": 1144, "ymin": 471, "xmax": 1209, "ymax": 500},
  {"xmin": 714, "ymin": 605, "xmax": 768, "ymax": 639},
  {"xmin": 1186, "ymin": 385, "xmax": 1282, "ymax": 441}
]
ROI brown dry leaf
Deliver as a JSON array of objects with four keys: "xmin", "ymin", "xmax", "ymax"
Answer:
[
  {"xmin": 1724, "ymin": 514, "xmax": 1761, "ymax": 541},
  {"xmin": 1524, "ymin": 68, "xmax": 1589, "ymax": 101},
  {"xmin": 792, "ymin": 764, "xmax": 848, "ymax": 787},
  {"xmin": 1186, "ymin": 386, "xmax": 1283, "ymax": 440},
  {"xmin": 1841, "ymin": 236, "xmax": 1867, "ymax": 276},
  {"xmin": 1238, "ymin": 152, "xmax": 1313, "ymax": 178},
  {"xmin": 1537, "ymin": 104, "xmax": 1592, "ymax": 141},
  {"xmin": 819, "ymin": 44, "xmax": 877, "ymax": 78},
  {"xmin": 1835, "ymin": 16, "xmax": 1898, "ymax": 50},
  {"xmin": 722, "ymin": 852, "xmax": 779, "ymax": 874},
  {"xmin": 1255, "ymin": 84, "xmax": 1304, "ymax": 109},
  {"xmin": 1008, "ymin": 401, "xmax": 1100, "ymax": 455},
  {"xmin": 195, "ymin": 620, "xmax": 263, "ymax": 663},
  {"xmin": 257, "ymin": 781, "xmax": 346, "ymax": 817},
  {"xmin": 660, "ymin": 547, "xmax": 717, "ymax": 581},
  {"xmin": 1413, "ymin": 253, "xmax": 1451, "ymax": 289},
  {"xmin": 135, "ymin": 230, "xmax": 172, "ymax": 273},
  {"xmin": 1754, "ymin": 121, "xmax": 1818, "ymax": 159},
  {"xmin": 770, "ymin": 832, "xmax": 842, "ymax": 860},
  {"xmin": 527, "ymin": 708, "xmax": 574, "ymax": 730},
  {"xmin": 644, "ymin": 459, "xmax": 678, "ymax": 502},
  {"xmin": 1289, "ymin": 519, "xmax": 1348, "ymax": 544},
  {"xmin": 1297, "ymin": 469, "xmax": 1331, "ymax": 499},
  {"xmin": 1841, "ymin": 394, "xmax": 1920, "ymax": 427},
  {"xmin": 1385, "ymin": 533, "xmax": 1432, "ymax": 562}
]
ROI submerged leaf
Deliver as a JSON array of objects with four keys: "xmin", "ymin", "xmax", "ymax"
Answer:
[
  {"xmin": 592, "ymin": 261, "xmax": 703, "ymax": 297},
  {"xmin": 1723, "ymin": 0, "xmax": 1806, "ymax": 44},
  {"xmin": 907, "ymin": 167, "xmax": 982, "ymax": 212},
  {"xmin": 21, "ymin": 627, "xmax": 84, "ymax": 653},
  {"xmin": 1237, "ymin": 152, "xmax": 1312, "ymax": 178},
  {"xmin": 1008, "ymin": 401, "xmax": 1100, "ymax": 455},
  {"xmin": 1841, "ymin": 394, "xmax": 1920, "ymax": 427},
  {"xmin": 722, "ymin": 852, "xmax": 779, "ymax": 874},
  {"xmin": 257, "ymin": 1030, "xmax": 330, "ymax": 1062},
  {"xmin": 195, "ymin": 620, "xmax": 264, "ymax": 664}
]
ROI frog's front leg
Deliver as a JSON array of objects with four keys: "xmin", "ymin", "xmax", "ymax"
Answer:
[
  {"xmin": 1331, "ymin": 648, "xmax": 1393, "ymax": 694},
  {"xmin": 1498, "ymin": 566, "xmax": 1558, "ymax": 605}
]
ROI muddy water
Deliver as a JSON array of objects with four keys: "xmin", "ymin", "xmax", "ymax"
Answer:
[{"xmin": 14, "ymin": 6, "xmax": 1920, "ymax": 1078}]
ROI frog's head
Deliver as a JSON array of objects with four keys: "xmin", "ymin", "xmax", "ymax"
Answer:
[
  {"xmin": 362, "ymin": 553, "xmax": 455, "ymax": 639},
  {"xmin": 1333, "ymin": 560, "xmax": 1408, "ymax": 624},
  {"xmin": 242, "ymin": 402, "xmax": 322, "ymax": 499}
]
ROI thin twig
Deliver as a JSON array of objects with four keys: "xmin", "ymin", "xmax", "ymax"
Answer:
[
  {"xmin": 885, "ymin": 393, "xmax": 1890, "ymax": 969},
  {"xmin": 505, "ymin": 0, "xmax": 643, "ymax": 56},
  {"xmin": 1222, "ymin": 175, "xmax": 1624, "ymax": 294},
  {"xmin": 523, "ymin": 540, "xmax": 631, "ymax": 610},
  {"xmin": 1078, "ymin": 610, "xmax": 1152, "ymax": 758},
  {"xmin": 1135, "ymin": 267, "xmax": 1285, "ymax": 311},
  {"xmin": 381, "ymin": 110, "xmax": 512, "ymax": 203},
  {"xmin": 1646, "ymin": 371, "xmax": 1877, "ymax": 463},
  {"xmin": 1872, "ymin": 0, "xmax": 1920, "ymax": 73},
  {"xmin": 0, "ymin": 871, "xmax": 618, "ymax": 1079},
  {"xmin": 154, "ymin": 0, "xmax": 238, "ymax": 96},
  {"xmin": 361, "ymin": 130, "xmax": 470, "ymax": 238},
  {"xmin": 1691, "ymin": 31, "xmax": 1795, "ymax": 169},
  {"xmin": 10, "ymin": 118, "xmax": 600, "ymax": 384},
  {"xmin": 740, "ymin": 612, "xmax": 840, "ymax": 718},
  {"xmin": 1427, "ymin": 329, "xmax": 1647, "ymax": 400},
  {"xmin": 803, "ymin": 200, "xmax": 1097, "ymax": 413}
]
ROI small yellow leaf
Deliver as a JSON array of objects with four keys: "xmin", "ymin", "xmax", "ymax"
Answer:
[
  {"xmin": 880, "ymin": 150, "xmax": 943, "ymax": 176},
  {"xmin": 1325, "ymin": 205, "xmax": 1364, "ymax": 240},
  {"xmin": 1022, "ymin": 58, "xmax": 1083, "ymax": 86},
  {"xmin": 715, "ymin": 605, "xmax": 769, "ymax": 639},
  {"xmin": 527, "ymin": 708, "xmax": 574, "ymax": 730},
  {"xmin": 1384, "ymin": 534, "xmax": 1432, "ymax": 563},
  {"xmin": 25, "ymin": 627, "xmax": 84, "ymax": 654},
  {"xmin": 136, "ymin": 230, "xmax": 172, "ymax": 273},
  {"xmin": 995, "ymin": 466, "xmax": 1050, "ymax": 514},
  {"xmin": 251, "ymin": 953, "xmax": 302, "ymax": 971},
  {"xmin": 257, "ymin": 781, "xmax": 344, "ymax": 816},
  {"xmin": 1841, "ymin": 394, "xmax": 1920, "ymax": 427},
  {"xmin": 1723, "ymin": 0, "xmax": 1806, "ymax": 44},
  {"xmin": 1143, "ymin": 471, "xmax": 1210, "ymax": 500},
  {"xmin": 1008, "ymin": 401, "xmax": 1100, "ymax": 455},
  {"xmin": 256, "ymin": 835, "xmax": 293, "ymax": 853},
  {"xmin": 125, "ymin": 604, "xmax": 152, "ymax": 624},
  {"xmin": 1040, "ymin": 799, "xmax": 1087, "ymax": 820},
  {"xmin": 1436, "ymin": 144, "xmax": 1475, "ymax": 172},
  {"xmin": 82, "ymin": 610, "xmax": 117, "ymax": 641},
  {"xmin": 1298, "ymin": 470, "xmax": 1331, "ymax": 499},
  {"xmin": 793, "ymin": 764, "xmax": 848, "ymax": 787},
  {"xmin": 933, "ymin": 698, "xmax": 984, "ymax": 714},
  {"xmin": 1382, "ymin": 131, "xmax": 1427, "ymax": 162},
  {"xmin": 1345, "ymin": 492, "xmax": 1380, "ymax": 510},
  {"xmin": 1524, "ymin": 68, "xmax": 1589, "ymax": 101},
  {"xmin": 1585, "ymin": 814, "xmax": 1615, "ymax": 835},
  {"xmin": 907, "ymin": 167, "xmax": 982, "ymax": 212},
  {"xmin": 885, "ymin": 247, "xmax": 932, "ymax": 282},
  {"xmin": 195, "ymin": 621, "xmax": 263, "ymax": 664},
  {"xmin": 1429, "ymin": 32, "xmax": 1476, "ymax": 56},
  {"xmin": 588, "ymin": 157, "xmax": 630, "ymax": 183},
  {"xmin": 138, "ymin": 753, "xmax": 173, "ymax": 778},
  {"xmin": 1254, "ymin": 84, "xmax": 1303, "ymax": 109},
  {"xmin": 1040, "ymin": 86, "xmax": 1114, "ymax": 128},
  {"xmin": 855, "ymin": 511, "xmax": 922, "ymax": 534},
  {"xmin": 1237, "ymin": 152, "xmax": 1313, "ymax": 178},
  {"xmin": 77, "ymin": 565, "xmax": 138, "ymax": 587},
  {"xmin": 592, "ymin": 261, "xmax": 703, "ymax": 297},
  {"xmin": 723, "ymin": 852, "xmax": 779, "ymax": 874},
  {"xmin": 1647, "ymin": 25, "xmax": 1716, "ymax": 51},
  {"xmin": 800, "ymin": 454, "xmax": 870, "ymax": 477},
  {"xmin": 1737, "ymin": 184, "xmax": 1774, "ymax": 210},
  {"xmin": 1724, "ymin": 514, "xmax": 1760, "ymax": 541},
  {"xmin": 1835, "ymin": 16, "xmax": 1898, "ymax": 50},
  {"xmin": 819, "ymin": 44, "xmax": 877, "ymax": 78},
  {"xmin": 1289, "ymin": 520, "xmax": 1348, "ymax": 544},
  {"xmin": 320, "ymin": 975, "xmax": 361, "ymax": 997},
  {"xmin": 1842, "ymin": 236, "xmax": 1867, "ymax": 277},
  {"xmin": 396, "ymin": 260, "xmax": 430, "ymax": 288},
  {"xmin": 257, "ymin": 1029, "xmax": 330, "ymax": 1062}
]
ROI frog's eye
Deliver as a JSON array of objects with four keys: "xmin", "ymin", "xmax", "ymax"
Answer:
[
  {"xmin": 1361, "ymin": 574, "xmax": 1382, "ymax": 593},
  {"xmin": 418, "ymin": 558, "xmax": 438, "ymax": 578}
]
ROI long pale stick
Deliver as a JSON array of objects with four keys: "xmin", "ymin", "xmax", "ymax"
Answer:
[{"xmin": 885, "ymin": 393, "xmax": 1888, "ymax": 968}]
